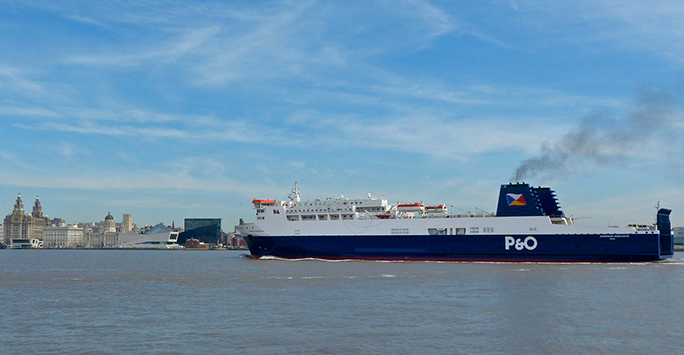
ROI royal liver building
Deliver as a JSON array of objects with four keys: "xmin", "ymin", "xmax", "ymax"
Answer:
[{"xmin": 3, "ymin": 194, "xmax": 50, "ymax": 245}]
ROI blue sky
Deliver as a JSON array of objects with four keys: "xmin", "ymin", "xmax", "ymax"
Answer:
[{"xmin": 1, "ymin": 0, "xmax": 683, "ymax": 229}]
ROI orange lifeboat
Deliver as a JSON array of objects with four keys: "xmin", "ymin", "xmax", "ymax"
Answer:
[
  {"xmin": 252, "ymin": 199, "xmax": 276, "ymax": 205},
  {"xmin": 397, "ymin": 202, "xmax": 424, "ymax": 212}
]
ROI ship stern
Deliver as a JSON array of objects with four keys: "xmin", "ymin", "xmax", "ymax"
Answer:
[{"xmin": 657, "ymin": 209, "xmax": 674, "ymax": 259}]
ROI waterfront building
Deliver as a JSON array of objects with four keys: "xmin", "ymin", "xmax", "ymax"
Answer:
[
  {"xmin": 180, "ymin": 218, "xmax": 222, "ymax": 246},
  {"xmin": 3, "ymin": 195, "xmax": 50, "ymax": 245},
  {"xmin": 121, "ymin": 214, "xmax": 133, "ymax": 233},
  {"xmin": 82, "ymin": 212, "xmax": 120, "ymax": 248},
  {"xmin": 10, "ymin": 238, "xmax": 43, "ymax": 248},
  {"xmin": 674, "ymin": 227, "xmax": 684, "ymax": 246},
  {"xmin": 229, "ymin": 233, "xmax": 248, "ymax": 249},
  {"xmin": 116, "ymin": 230, "xmax": 181, "ymax": 249},
  {"xmin": 0, "ymin": 223, "xmax": 4, "ymax": 244},
  {"xmin": 43, "ymin": 225, "xmax": 84, "ymax": 248},
  {"xmin": 139, "ymin": 223, "xmax": 176, "ymax": 234},
  {"xmin": 51, "ymin": 218, "xmax": 66, "ymax": 227},
  {"xmin": 104, "ymin": 212, "xmax": 116, "ymax": 232}
]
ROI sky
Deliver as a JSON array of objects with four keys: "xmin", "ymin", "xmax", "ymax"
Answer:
[{"xmin": 1, "ymin": 0, "xmax": 683, "ymax": 229}]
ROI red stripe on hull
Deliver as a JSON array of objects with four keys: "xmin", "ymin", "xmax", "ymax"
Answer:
[{"xmin": 245, "ymin": 255, "xmax": 655, "ymax": 263}]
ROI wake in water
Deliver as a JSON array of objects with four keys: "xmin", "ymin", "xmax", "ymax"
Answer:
[
  {"xmin": 243, "ymin": 254, "xmax": 684, "ymax": 265},
  {"xmin": 249, "ymin": 255, "xmax": 361, "ymax": 262},
  {"xmin": 657, "ymin": 257, "xmax": 684, "ymax": 264}
]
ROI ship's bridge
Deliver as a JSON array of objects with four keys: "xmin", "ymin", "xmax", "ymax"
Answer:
[{"xmin": 252, "ymin": 199, "xmax": 276, "ymax": 213}]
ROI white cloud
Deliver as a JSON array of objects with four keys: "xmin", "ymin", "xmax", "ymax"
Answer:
[
  {"xmin": 0, "ymin": 106, "xmax": 61, "ymax": 118},
  {"xmin": 0, "ymin": 150, "xmax": 47, "ymax": 173},
  {"xmin": 47, "ymin": 1, "xmax": 461, "ymax": 88},
  {"xmin": 0, "ymin": 164, "xmax": 258, "ymax": 194},
  {"xmin": 337, "ymin": 114, "xmax": 569, "ymax": 157},
  {"xmin": 58, "ymin": 142, "xmax": 81, "ymax": 157},
  {"xmin": 0, "ymin": 65, "xmax": 46, "ymax": 96},
  {"xmin": 509, "ymin": 1, "xmax": 684, "ymax": 58},
  {"xmin": 64, "ymin": 26, "xmax": 221, "ymax": 68},
  {"xmin": 381, "ymin": 0, "xmax": 459, "ymax": 39},
  {"xmin": 66, "ymin": 14, "xmax": 108, "ymax": 27}
]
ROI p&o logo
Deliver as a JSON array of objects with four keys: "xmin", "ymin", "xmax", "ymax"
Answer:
[{"xmin": 505, "ymin": 236, "xmax": 537, "ymax": 251}]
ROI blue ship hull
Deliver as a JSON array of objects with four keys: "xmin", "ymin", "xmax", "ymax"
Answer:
[{"xmin": 245, "ymin": 232, "xmax": 673, "ymax": 262}]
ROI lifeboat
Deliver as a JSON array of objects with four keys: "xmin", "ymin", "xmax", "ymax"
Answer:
[
  {"xmin": 425, "ymin": 204, "xmax": 447, "ymax": 212},
  {"xmin": 252, "ymin": 199, "xmax": 276, "ymax": 204},
  {"xmin": 252, "ymin": 199, "xmax": 276, "ymax": 207},
  {"xmin": 397, "ymin": 202, "xmax": 424, "ymax": 212}
]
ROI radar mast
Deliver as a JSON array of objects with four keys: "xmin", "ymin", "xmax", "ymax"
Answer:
[{"xmin": 289, "ymin": 182, "xmax": 301, "ymax": 202}]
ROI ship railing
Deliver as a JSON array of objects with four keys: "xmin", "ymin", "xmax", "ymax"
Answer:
[
  {"xmin": 449, "ymin": 213, "xmax": 478, "ymax": 218},
  {"xmin": 628, "ymin": 224, "xmax": 656, "ymax": 231}
]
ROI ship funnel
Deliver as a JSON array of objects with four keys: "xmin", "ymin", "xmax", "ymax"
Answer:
[{"xmin": 496, "ymin": 183, "xmax": 564, "ymax": 217}]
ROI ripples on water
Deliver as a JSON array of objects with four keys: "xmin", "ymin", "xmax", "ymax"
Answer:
[{"xmin": 1, "ymin": 250, "xmax": 683, "ymax": 355}]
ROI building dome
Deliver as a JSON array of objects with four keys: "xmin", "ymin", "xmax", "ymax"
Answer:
[{"xmin": 103, "ymin": 212, "xmax": 116, "ymax": 233}]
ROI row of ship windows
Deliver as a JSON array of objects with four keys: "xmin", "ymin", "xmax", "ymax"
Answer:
[
  {"xmin": 429, "ymin": 228, "xmax": 467, "ymax": 235},
  {"xmin": 469, "ymin": 227, "xmax": 495, "ymax": 234},
  {"xmin": 259, "ymin": 207, "xmax": 385, "ymax": 214},
  {"xmin": 287, "ymin": 214, "xmax": 355, "ymax": 221},
  {"xmin": 290, "ymin": 209, "xmax": 353, "ymax": 213},
  {"xmin": 287, "ymin": 207, "xmax": 384, "ymax": 213},
  {"xmin": 429, "ymin": 227, "xmax": 499, "ymax": 235},
  {"xmin": 301, "ymin": 200, "xmax": 370, "ymax": 206}
]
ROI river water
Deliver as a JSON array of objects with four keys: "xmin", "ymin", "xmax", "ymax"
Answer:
[{"xmin": 1, "ymin": 250, "xmax": 683, "ymax": 354}]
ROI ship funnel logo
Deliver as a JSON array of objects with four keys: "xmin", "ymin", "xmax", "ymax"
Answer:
[{"xmin": 506, "ymin": 193, "xmax": 526, "ymax": 206}]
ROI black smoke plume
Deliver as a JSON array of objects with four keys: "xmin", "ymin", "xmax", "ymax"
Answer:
[{"xmin": 512, "ymin": 87, "xmax": 675, "ymax": 181}]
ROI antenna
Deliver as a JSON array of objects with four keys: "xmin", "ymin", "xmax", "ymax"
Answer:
[
  {"xmin": 451, "ymin": 205, "xmax": 473, "ymax": 217},
  {"xmin": 289, "ymin": 182, "xmax": 301, "ymax": 202}
]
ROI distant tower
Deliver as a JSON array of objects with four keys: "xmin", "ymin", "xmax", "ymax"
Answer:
[
  {"xmin": 32, "ymin": 197, "xmax": 43, "ymax": 218},
  {"xmin": 122, "ymin": 214, "xmax": 132, "ymax": 233},
  {"xmin": 14, "ymin": 194, "xmax": 24, "ymax": 215},
  {"xmin": 4, "ymin": 194, "xmax": 26, "ymax": 243}
]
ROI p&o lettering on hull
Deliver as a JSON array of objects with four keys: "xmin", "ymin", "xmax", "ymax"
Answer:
[{"xmin": 504, "ymin": 236, "xmax": 537, "ymax": 251}]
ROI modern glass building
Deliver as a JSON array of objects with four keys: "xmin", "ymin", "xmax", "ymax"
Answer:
[{"xmin": 180, "ymin": 218, "xmax": 222, "ymax": 245}]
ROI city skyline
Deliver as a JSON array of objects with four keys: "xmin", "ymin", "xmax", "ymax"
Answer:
[
  {"xmin": 1, "ymin": 193, "xmax": 176, "ymax": 227},
  {"xmin": 1, "ymin": 1, "xmax": 683, "ymax": 228}
]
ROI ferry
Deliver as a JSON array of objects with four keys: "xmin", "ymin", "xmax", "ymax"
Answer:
[{"xmin": 236, "ymin": 183, "xmax": 673, "ymax": 262}]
